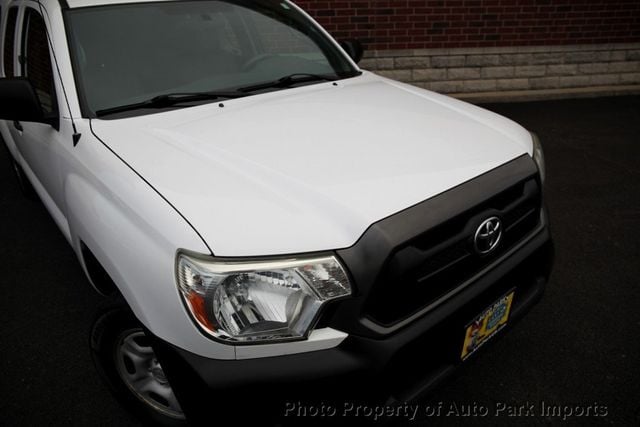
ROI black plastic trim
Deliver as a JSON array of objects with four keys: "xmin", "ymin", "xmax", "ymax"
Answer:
[
  {"xmin": 364, "ymin": 220, "xmax": 545, "ymax": 334},
  {"xmin": 331, "ymin": 154, "xmax": 539, "ymax": 338}
]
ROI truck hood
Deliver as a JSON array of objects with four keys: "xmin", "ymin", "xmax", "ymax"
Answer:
[{"xmin": 91, "ymin": 73, "xmax": 532, "ymax": 256}]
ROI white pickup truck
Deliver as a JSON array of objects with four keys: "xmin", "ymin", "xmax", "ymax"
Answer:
[{"xmin": 0, "ymin": 0, "xmax": 552, "ymax": 424}]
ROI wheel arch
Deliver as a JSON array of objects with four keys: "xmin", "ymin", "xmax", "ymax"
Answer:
[{"xmin": 79, "ymin": 240, "xmax": 119, "ymax": 296}]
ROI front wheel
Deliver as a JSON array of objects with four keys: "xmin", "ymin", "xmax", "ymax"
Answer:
[{"xmin": 91, "ymin": 306, "xmax": 186, "ymax": 426}]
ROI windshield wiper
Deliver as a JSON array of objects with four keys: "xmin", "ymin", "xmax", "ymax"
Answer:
[
  {"xmin": 95, "ymin": 74, "xmax": 341, "ymax": 117},
  {"xmin": 95, "ymin": 91, "xmax": 247, "ymax": 117},
  {"xmin": 238, "ymin": 73, "xmax": 338, "ymax": 93}
]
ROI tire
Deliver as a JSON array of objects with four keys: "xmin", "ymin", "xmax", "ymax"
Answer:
[{"xmin": 90, "ymin": 304, "xmax": 187, "ymax": 426}]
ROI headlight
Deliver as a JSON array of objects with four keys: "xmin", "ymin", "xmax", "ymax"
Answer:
[
  {"xmin": 176, "ymin": 251, "xmax": 352, "ymax": 343},
  {"xmin": 531, "ymin": 132, "xmax": 545, "ymax": 184}
]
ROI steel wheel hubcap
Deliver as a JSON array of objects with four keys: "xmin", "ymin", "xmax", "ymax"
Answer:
[{"xmin": 115, "ymin": 329, "xmax": 185, "ymax": 419}]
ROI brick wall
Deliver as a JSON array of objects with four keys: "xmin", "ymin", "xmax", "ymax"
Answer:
[
  {"xmin": 296, "ymin": 0, "xmax": 640, "ymax": 50},
  {"xmin": 362, "ymin": 44, "xmax": 640, "ymax": 101},
  {"xmin": 295, "ymin": 0, "xmax": 640, "ymax": 100}
]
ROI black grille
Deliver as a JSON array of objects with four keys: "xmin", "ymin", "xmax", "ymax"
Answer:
[{"xmin": 364, "ymin": 177, "xmax": 542, "ymax": 326}]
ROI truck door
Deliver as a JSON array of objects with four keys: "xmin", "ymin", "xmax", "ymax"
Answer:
[{"xmin": 10, "ymin": 5, "xmax": 69, "ymax": 233}]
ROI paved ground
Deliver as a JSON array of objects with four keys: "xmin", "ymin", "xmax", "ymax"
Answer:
[{"xmin": 1, "ymin": 96, "xmax": 639, "ymax": 426}]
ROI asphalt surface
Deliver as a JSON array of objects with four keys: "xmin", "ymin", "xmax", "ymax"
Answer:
[{"xmin": 1, "ymin": 96, "xmax": 639, "ymax": 426}]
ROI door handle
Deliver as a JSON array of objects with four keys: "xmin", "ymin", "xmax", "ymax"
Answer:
[{"xmin": 13, "ymin": 121, "xmax": 23, "ymax": 132}]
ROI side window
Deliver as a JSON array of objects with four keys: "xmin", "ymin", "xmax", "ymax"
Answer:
[
  {"xmin": 22, "ymin": 9, "xmax": 56, "ymax": 114},
  {"xmin": 3, "ymin": 7, "xmax": 18, "ymax": 77}
]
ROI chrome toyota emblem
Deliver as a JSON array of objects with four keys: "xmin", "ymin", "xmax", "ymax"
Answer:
[{"xmin": 474, "ymin": 216, "xmax": 502, "ymax": 255}]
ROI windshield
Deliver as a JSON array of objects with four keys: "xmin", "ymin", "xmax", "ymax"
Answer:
[{"xmin": 65, "ymin": 0, "xmax": 359, "ymax": 117}]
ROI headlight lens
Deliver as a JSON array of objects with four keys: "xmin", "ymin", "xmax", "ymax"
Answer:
[
  {"xmin": 176, "ymin": 251, "xmax": 352, "ymax": 343},
  {"xmin": 531, "ymin": 132, "xmax": 545, "ymax": 184}
]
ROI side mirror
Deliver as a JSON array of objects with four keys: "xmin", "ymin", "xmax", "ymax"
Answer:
[
  {"xmin": 0, "ymin": 78, "xmax": 48, "ymax": 124},
  {"xmin": 340, "ymin": 40, "xmax": 365, "ymax": 64}
]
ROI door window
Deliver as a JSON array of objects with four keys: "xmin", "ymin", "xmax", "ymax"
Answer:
[
  {"xmin": 22, "ymin": 9, "xmax": 56, "ymax": 114},
  {"xmin": 3, "ymin": 7, "xmax": 18, "ymax": 77}
]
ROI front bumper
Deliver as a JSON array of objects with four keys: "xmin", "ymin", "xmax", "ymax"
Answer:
[
  {"xmin": 150, "ymin": 155, "xmax": 554, "ymax": 422},
  {"xmin": 152, "ymin": 226, "xmax": 552, "ymax": 423}
]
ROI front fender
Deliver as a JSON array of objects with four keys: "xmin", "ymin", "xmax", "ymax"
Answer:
[{"xmin": 63, "ymin": 121, "xmax": 235, "ymax": 360}]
